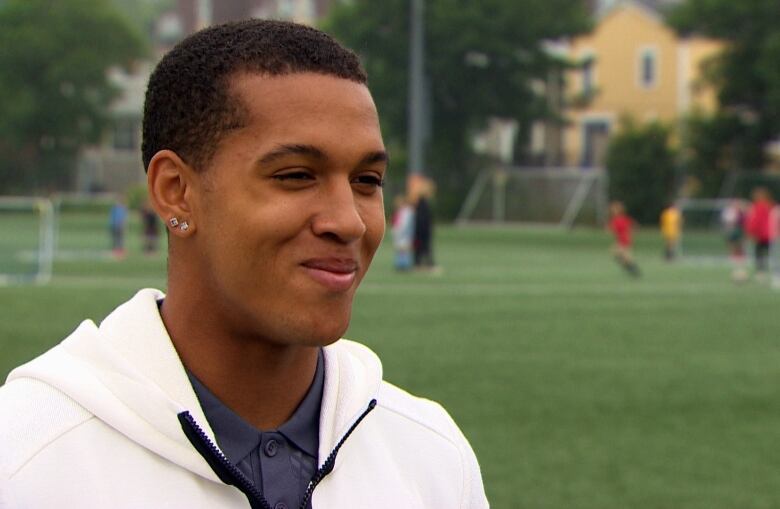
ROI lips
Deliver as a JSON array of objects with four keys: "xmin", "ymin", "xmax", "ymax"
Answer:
[{"xmin": 301, "ymin": 258, "xmax": 358, "ymax": 291}]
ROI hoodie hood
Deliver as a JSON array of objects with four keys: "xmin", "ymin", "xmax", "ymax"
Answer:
[{"xmin": 7, "ymin": 288, "xmax": 384, "ymax": 482}]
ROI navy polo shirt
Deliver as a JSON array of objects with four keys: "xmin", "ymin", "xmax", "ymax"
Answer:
[{"xmin": 187, "ymin": 350, "xmax": 324, "ymax": 509}]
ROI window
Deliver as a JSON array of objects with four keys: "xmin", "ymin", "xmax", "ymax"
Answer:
[
  {"xmin": 639, "ymin": 49, "xmax": 657, "ymax": 89},
  {"xmin": 581, "ymin": 55, "xmax": 595, "ymax": 95},
  {"xmin": 582, "ymin": 120, "xmax": 610, "ymax": 168},
  {"xmin": 582, "ymin": 59, "xmax": 594, "ymax": 95}
]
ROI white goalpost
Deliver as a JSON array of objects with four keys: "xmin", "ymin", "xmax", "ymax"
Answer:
[
  {"xmin": 0, "ymin": 196, "xmax": 55, "ymax": 285},
  {"xmin": 456, "ymin": 166, "xmax": 608, "ymax": 228}
]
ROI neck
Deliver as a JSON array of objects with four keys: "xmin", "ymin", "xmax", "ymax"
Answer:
[{"xmin": 161, "ymin": 282, "xmax": 320, "ymax": 430}]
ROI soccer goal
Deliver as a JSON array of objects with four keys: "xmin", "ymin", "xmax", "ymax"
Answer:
[
  {"xmin": 51, "ymin": 192, "xmax": 119, "ymax": 261},
  {"xmin": 677, "ymin": 198, "xmax": 733, "ymax": 262},
  {"xmin": 455, "ymin": 166, "xmax": 608, "ymax": 228},
  {"xmin": 0, "ymin": 197, "xmax": 55, "ymax": 285}
]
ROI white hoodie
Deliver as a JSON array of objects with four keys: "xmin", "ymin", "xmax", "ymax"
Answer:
[{"xmin": 0, "ymin": 289, "xmax": 488, "ymax": 508}]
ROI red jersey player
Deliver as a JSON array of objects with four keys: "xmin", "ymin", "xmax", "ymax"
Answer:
[
  {"xmin": 608, "ymin": 201, "xmax": 641, "ymax": 277},
  {"xmin": 745, "ymin": 187, "xmax": 777, "ymax": 280}
]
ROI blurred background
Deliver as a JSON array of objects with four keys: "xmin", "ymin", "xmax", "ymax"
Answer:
[{"xmin": 1, "ymin": 0, "xmax": 779, "ymax": 507}]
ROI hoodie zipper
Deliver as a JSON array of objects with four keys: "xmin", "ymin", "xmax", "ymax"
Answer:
[
  {"xmin": 298, "ymin": 398, "xmax": 377, "ymax": 508},
  {"xmin": 178, "ymin": 411, "xmax": 272, "ymax": 509},
  {"xmin": 178, "ymin": 399, "xmax": 377, "ymax": 509}
]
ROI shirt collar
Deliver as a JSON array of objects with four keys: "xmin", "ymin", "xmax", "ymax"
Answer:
[
  {"xmin": 278, "ymin": 349, "xmax": 324, "ymax": 456},
  {"xmin": 186, "ymin": 349, "xmax": 324, "ymax": 463}
]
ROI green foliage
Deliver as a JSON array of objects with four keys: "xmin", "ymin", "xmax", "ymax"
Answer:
[
  {"xmin": 606, "ymin": 120, "xmax": 677, "ymax": 224},
  {"xmin": 0, "ymin": 0, "xmax": 147, "ymax": 194},
  {"xmin": 669, "ymin": 0, "xmax": 780, "ymax": 171},
  {"xmin": 680, "ymin": 112, "xmax": 745, "ymax": 197},
  {"xmin": 323, "ymin": 0, "xmax": 590, "ymax": 218}
]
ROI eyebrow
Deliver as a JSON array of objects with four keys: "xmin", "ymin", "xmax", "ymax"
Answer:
[
  {"xmin": 258, "ymin": 143, "xmax": 389, "ymax": 168},
  {"xmin": 359, "ymin": 150, "xmax": 390, "ymax": 168},
  {"xmin": 258, "ymin": 144, "xmax": 325, "ymax": 166}
]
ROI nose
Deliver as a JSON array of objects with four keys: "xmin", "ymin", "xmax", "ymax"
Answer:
[{"xmin": 311, "ymin": 181, "xmax": 367, "ymax": 243}]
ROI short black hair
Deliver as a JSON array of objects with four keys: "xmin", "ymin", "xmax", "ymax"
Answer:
[{"xmin": 142, "ymin": 19, "xmax": 367, "ymax": 172}]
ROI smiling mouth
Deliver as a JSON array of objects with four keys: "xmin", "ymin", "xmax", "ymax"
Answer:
[{"xmin": 301, "ymin": 259, "xmax": 358, "ymax": 292}]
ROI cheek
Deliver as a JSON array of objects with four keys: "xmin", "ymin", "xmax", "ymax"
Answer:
[
  {"xmin": 201, "ymin": 203, "xmax": 300, "ymax": 266},
  {"xmin": 361, "ymin": 203, "xmax": 386, "ymax": 257}
]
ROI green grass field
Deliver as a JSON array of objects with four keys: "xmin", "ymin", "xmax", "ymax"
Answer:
[{"xmin": 1, "ymin": 218, "xmax": 780, "ymax": 508}]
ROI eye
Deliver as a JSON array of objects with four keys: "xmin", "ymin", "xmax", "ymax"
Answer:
[
  {"xmin": 352, "ymin": 174, "xmax": 385, "ymax": 189},
  {"xmin": 273, "ymin": 170, "xmax": 315, "ymax": 182},
  {"xmin": 271, "ymin": 170, "xmax": 317, "ymax": 189}
]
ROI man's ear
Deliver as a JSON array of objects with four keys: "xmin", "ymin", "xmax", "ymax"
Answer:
[{"xmin": 146, "ymin": 150, "xmax": 198, "ymax": 236}]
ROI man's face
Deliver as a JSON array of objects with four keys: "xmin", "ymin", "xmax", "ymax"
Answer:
[{"xmin": 189, "ymin": 72, "xmax": 387, "ymax": 347}]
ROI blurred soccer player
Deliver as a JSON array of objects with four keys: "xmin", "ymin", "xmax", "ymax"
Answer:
[
  {"xmin": 0, "ymin": 20, "xmax": 488, "ymax": 508},
  {"xmin": 108, "ymin": 195, "xmax": 128, "ymax": 259},
  {"xmin": 721, "ymin": 199, "xmax": 748, "ymax": 282},
  {"xmin": 391, "ymin": 194, "xmax": 415, "ymax": 271},
  {"xmin": 659, "ymin": 202, "xmax": 681, "ymax": 261},
  {"xmin": 746, "ymin": 187, "xmax": 777, "ymax": 282},
  {"xmin": 412, "ymin": 177, "xmax": 437, "ymax": 270},
  {"xmin": 609, "ymin": 200, "xmax": 641, "ymax": 277}
]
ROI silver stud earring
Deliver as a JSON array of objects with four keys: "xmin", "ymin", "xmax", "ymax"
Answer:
[
  {"xmin": 180, "ymin": 221, "xmax": 189, "ymax": 231},
  {"xmin": 169, "ymin": 217, "xmax": 179, "ymax": 228}
]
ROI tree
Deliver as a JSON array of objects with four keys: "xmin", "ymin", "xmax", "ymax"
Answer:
[
  {"xmin": 669, "ymin": 0, "xmax": 780, "ymax": 173},
  {"xmin": 606, "ymin": 120, "xmax": 677, "ymax": 225},
  {"xmin": 323, "ymin": 0, "xmax": 590, "ymax": 217},
  {"xmin": 0, "ymin": 0, "xmax": 146, "ymax": 194},
  {"xmin": 680, "ymin": 111, "xmax": 744, "ymax": 197}
]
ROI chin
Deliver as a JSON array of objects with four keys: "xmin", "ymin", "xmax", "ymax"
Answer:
[
  {"xmin": 261, "ymin": 322, "xmax": 346, "ymax": 348},
  {"xmin": 314, "ymin": 321, "xmax": 350, "ymax": 345},
  {"xmin": 306, "ymin": 334, "xmax": 343, "ymax": 348},
  {"xmin": 304, "ymin": 310, "xmax": 351, "ymax": 345}
]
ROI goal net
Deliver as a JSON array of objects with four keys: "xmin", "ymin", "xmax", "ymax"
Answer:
[
  {"xmin": 52, "ymin": 193, "xmax": 121, "ymax": 260},
  {"xmin": 455, "ymin": 167, "xmax": 608, "ymax": 228},
  {"xmin": 0, "ymin": 197, "xmax": 54, "ymax": 284},
  {"xmin": 677, "ymin": 198, "xmax": 734, "ymax": 262}
]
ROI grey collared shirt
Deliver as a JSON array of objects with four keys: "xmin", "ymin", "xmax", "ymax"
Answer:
[{"xmin": 187, "ymin": 350, "xmax": 324, "ymax": 509}]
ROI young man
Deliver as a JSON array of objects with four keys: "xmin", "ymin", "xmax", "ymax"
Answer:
[{"xmin": 0, "ymin": 20, "xmax": 489, "ymax": 508}]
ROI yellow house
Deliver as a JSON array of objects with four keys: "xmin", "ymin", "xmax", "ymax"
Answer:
[{"xmin": 561, "ymin": 0, "xmax": 722, "ymax": 167}]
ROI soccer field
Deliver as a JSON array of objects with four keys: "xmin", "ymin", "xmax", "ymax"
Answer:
[{"xmin": 1, "ymin": 223, "xmax": 779, "ymax": 508}]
